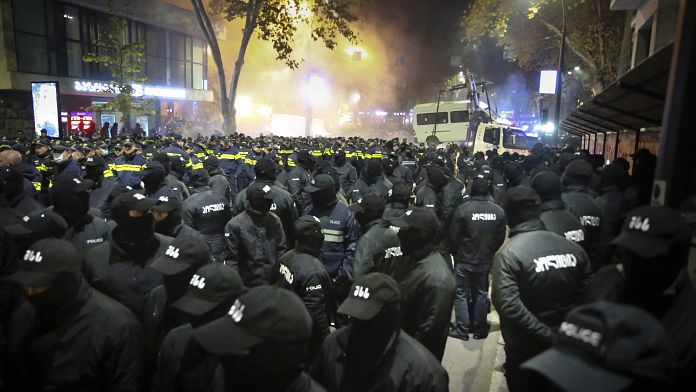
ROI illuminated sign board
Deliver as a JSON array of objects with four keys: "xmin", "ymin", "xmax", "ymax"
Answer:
[
  {"xmin": 73, "ymin": 80, "xmax": 185, "ymax": 99},
  {"xmin": 31, "ymin": 81, "xmax": 61, "ymax": 138},
  {"xmin": 68, "ymin": 112, "xmax": 95, "ymax": 136},
  {"xmin": 539, "ymin": 71, "xmax": 558, "ymax": 94}
]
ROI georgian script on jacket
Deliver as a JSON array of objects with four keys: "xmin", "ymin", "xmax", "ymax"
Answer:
[
  {"xmin": 202, "ymin": 203, "xmax": 225, "ymax": 214},
  {"xmin": 579, "ymin": 215, "xmax": 600, "ymax": 227},
  {"xmin": 471, "ymin": 213, "xmax": 497, "ymax": 221},
  {"xmin": 279, "ymin": 263, "xmax": 294, "ymax": 284},
  {"xmin": 564, "ymin": 229, "xmax": 585, "ymax": 243},
  {"xmin": 533, "ymin": 253, "xmax": 578, "ymax": 273},
  {"xmin": 384, "ymin": 246, "xmax": 402, "ymax": 258}
]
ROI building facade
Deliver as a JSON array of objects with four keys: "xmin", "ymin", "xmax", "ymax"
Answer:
[{"xmin": 0, "ymin": 0, "xmax": 214, "ymax": 137}]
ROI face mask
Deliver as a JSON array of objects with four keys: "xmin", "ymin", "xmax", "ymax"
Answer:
[
  {"xmin": 154, "ymin": 210, "xmax": 182, "ymax": 236},
  {"xmin": 334, "ymin": 155, "xmax": 346, "ymax": 166},
  {"xmin": 163, "ymin": 267, "xmax": 199, "ymax": 304},
  {"xmin": 53, "ymin": 152, "xmax": 65, "ymax": 163},
  {"xmin": 115, "ymin": 212, "xmax": 155, "ymax": 243},
  {"xmin": 248, "ymin": 197, "xmax": 272, "ymax": 213},
  {"xmin": 309, "ymin": 189, "xmax": 336, "ymax": 208},
  {"xmin": 398, "ymin": 228, "xmax": 431, "ymax": 255},
  {"xmin": 27, "ymin": 273, "xmax": 81, "ymax": 319},
  {"xmin": 142, "ymin": 171, "xmax": 165, "ymax": 194},
  {"xmin": 52, "ymin": 191, "xmax": 90, "ymax": 227},
  {"xmin": 100, "ymin": 148, "xmax": 109, "ymax": 156}
]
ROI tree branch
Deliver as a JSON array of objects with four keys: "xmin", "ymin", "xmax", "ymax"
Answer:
[{"xmin": 539, "ymin": 18, "xmax": 598, "ymax": 71}]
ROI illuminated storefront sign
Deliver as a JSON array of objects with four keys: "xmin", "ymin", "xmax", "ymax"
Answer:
[{"xmin": 72, "ymin": 80, "xmax": 185, "ymax": 100}]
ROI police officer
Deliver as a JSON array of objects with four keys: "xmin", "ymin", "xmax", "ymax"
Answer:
[
  {"xmin": 225, "ymin": 181, "xmax": 287, "ymax": 287},
  {"xmin": 273, "ymin": 215, "xmax": 331, "ymax": 360},
  {"xmin": 84, "ymin": 190, "xmax": 172, "ymax": 319},
  {"xmin": 152, "ymin": 194, "xmax": 206, "ymax": 242},
  {"xmin": 448, "ymin": 178, "xmax": 506, "ymax": 340},
  {"xmin": 345, "ymin": 193, "xmax": 402, "ymax": 279},
  {"xmin": 113, "ymin": 140, "xmax": 147, "ymax": 187},
  {"xmin": 50, "ymin": 174, "xmax": 110, "ymax": 253},
  {"xmin": 333, "ymin": 150, "xmax": 357, "ymax": 193},
  {"xmin": 531, "ymin": 171, "xmax": 586, "ymax": 246},
  {"xmin": 142, "ymin": 161, "xmax": 183, "ymax": 200},
  {"xmin": 235, "ymin": 158, "xmax": 298, "ymax": 247},
  {"xmin": 387, "ymin": 208, "xmax": 456, "ymax": 361},
  {"xmin": 83, "ymin": 155, "xmax": 116, "ymax": 211},
  {"xmin": 288, "ymin": 150, "xmax": 315, "ymax": 214},
  {"xmin": 0, "ymin": 166, "xmax": 44, "ymax": 215},
  {"xmin": 5, "ymin": 239, "xmax": 143, "ymax": 391},
  {"xmin": 347, "ymin": 159, "xmax": 393, "ymax": 203},
  {"xmin": 383, "ymin": 181, "xmax": 412, "ymax": 219},
  {"xmin": 183, "ymin": 169, "xmax": 230, "ymax": 262},
  {"xmin": 561, "ymin": 159, "xmax": 604, "ymax": 267},
  {"xmin": 155, "ymin": 263, "xmax": 244, "ymax": 391},
  {"xmin": 204, "ymin": 155, "xmax": 233, "ymax": 203},
  {"xmin": 492, "ymin": 186, "xmax": 592, "ymax": 391},
  {"xmin": 305, "ymin": 174, "xmax": 360, "ymax": 279},
  {"xmin": 192, "ymin": 286, "xmax": 325, "ymax": 391},
  {"xmin": 311, "ymin": 273, "xmax": 449, "ymax": 391},
  {"xmin": 152, "ymin": 152, "xmax": 190, "ymax": 200}
]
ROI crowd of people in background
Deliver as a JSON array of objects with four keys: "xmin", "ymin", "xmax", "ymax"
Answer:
[{"xmin": 0, "ymin": 127, "xmax": 694, "ymax": 392}]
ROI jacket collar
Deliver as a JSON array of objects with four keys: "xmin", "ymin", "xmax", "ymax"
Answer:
[
  {"xmin": 470, "ymin": 195, "xmax": 489, "ymax": 202},
  {"xmin": 509, "ymin": 219, "xmax": 546, "ymax": 237},
  {"xmin": 541, "ymin": 198, "xmax": 566, "ymax": 211}
]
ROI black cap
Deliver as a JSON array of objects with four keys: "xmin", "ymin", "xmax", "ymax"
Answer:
[
  {"xmin": 504, "ymin": 186, "xmax": 541, "ymax": 226},
  {"xmin": 563, "ymin": 159, "xmax": 594, "ymax": 182},
  {"xmin": 52, "ymin": 140, "xmax": 71, "ymax": 152},
  {"xmin": 83, "ymin": 155, "xmax": 106, "ymax": 168},
  {"xmin": 6, "ymin": 239, "xmax": 82, "ymax": 286},
  {"xmin": 152, "ymin": 194, "xmax": 183, "ymax": 213},
  {"xmin": 172, "ymin": 263, "xmax": 245, "ymax": 316},
  {"xmin": 110, "ymin": 190, "xmax": 157, "ymax": 214},
  {"xmin": 149, "ymin": 236, "xmax": 213, "ymax": 275},
  {"xmin": 190, "ymin": 169, "xmax": 210, "ymax": 186},
  {"xmin": 386, "ymin": 207, "xmax": 440, "ymax": 232},
  {"xmin": 51, "ymin": 174, "xmax": 93, "ymax": 193},
  {"xmin": 305, "ymin": 174, "xmax": 335, "ymax": 193},
  {"xmin": 348, "ymin": 193, "xmax": 385, "ymax": 216},
  {"xmin": 247, "ymin": 181, "xmax": 274, "ymax": 201},
  {"xmin": 294, "ymin": 215, "xmax": 323, "ymax": 238},
  {"xmin": 521, "ymin": 301, "xmax": 675, "ymax": 392},
  {"xmin": 470, "ymin": 177, "xmax": 490, "ymax": 197},
  {"xmin": 142, "ymin": 161, "xmax": 166, "ymax": 177},
  {"xmin": 611, "ymin": 206, "xmax": 690, "ymax": 258},
  {"xmin": 254, "ymin": 158, "xmax": 277, "ymax": 180},
  {"xmin": 531, "ymin": 171, "xmax": 562, "ymax": 202},
  {"xmin": 4, "ymin": 209, "xmax": 68, "ymax": 238},
  {"xmin": 390, "ymin": 182, "xmax": 411, "ymax": 202},
  {"xmin": 193, "ymin": 285, "xmax": 312, "ymax": 355},
  {"xmin": 338, "ymin": 273, "xmax": 400, "ymax": 320}
]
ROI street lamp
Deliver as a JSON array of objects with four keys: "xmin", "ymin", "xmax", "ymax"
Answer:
[
  {"xmin": 553, "ymin": 0, "xmax": 567, "ymax": 147},
  {"xmin": 304, "ymin": 74, "xmax": 330, "ymax": 136}
]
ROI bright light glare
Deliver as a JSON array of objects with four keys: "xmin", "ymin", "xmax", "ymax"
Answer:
[
  {"xmin": 288, "ymin": 2, "xmax": 311, "ymax": 19},
  {"xmin": 495, "ymin": 117, "xmax": 512, "ymax": 126},
  {"xmin": 479, "ymin": 101, "xmax": 489, "ymax": 110},
  {"xmin": 574, "ymin": 66, "xmax": 580, "ymax": 71},
  {"xmin": 539, "ymin": 70, "xmax": 557, "ymax": 94},
  {"xmin": 345, "ymin": 46, "xmax": 368, "ymax": 59},
  {"xmin": 540, "ymin": 122, "xmax": 555, "ymax": 133},
  {"xmin": 258, "ymin": 105, "xmax": 273, "ymax": 117},
  {"xmin": 305, "ymin": 75, "xmax": 330, "ymax": 107},
  {"xmin": 374, "ymin": 110, "xmax": 388, "ymax": 116},
  {"xmin": 235, "ymin": 95, "xmax": 253, "ymax": 117},
  {"xmin": 350, "ymin": 92, "xmax": 361, "ymax": 104}
]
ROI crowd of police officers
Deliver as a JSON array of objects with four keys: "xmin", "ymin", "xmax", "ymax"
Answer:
[{"xmin": 0, "ymin": 129, "xmax": 694, "ymax": 392}]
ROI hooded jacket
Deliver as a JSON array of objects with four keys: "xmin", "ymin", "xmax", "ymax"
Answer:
[
  {"xmin": 83, "ymin": 232, "xmax": 172, "ymax": 319},
  {"xmin": 288, "ymin": 165, "xmax": 313, "ymax": 214},
  {"xmin": 224, "ymin": 210, "xmax": 287, "ymax": 287},
  {"xmin": 234, "ymin": 180, "xmax": 299, "ymax": 247},
  {"xmin": 311, "ymin": 327, "xmax": 449, "ymax": 392},
  {"xmin": 391, "ymin": 247, "xmax": 456, "ymax": 361},
  {"xmin": 6, "ymin": 279, "xmax": 143, "ymax": 391},
  {"xmin": 183, "ymin": 185, "xmax": 231, "ymax": 261},
  {"xmin": 449, "ymin": 195, "xmax": 506, "ymax": 270},
  {"xmin": 273, "ymin": 247, "xmax": 332, "ymax": 360},
  {"xmin": 345, "ymin": 219, "xmax": 401, "ymax": 281},
  {"xmin": 491, "ymin": 219, "xmax": 592, "ymax": 364}
]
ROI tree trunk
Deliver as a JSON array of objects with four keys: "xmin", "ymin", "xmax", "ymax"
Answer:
[
  {"xmin": 190, "ymin": 0, "xmax": 232, "ymax": 134},
  {"xmin": 228, "ymin": 0, "xmax": 260, "ymax": 134}
]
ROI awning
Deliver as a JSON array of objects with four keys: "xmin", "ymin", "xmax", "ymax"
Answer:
[{"xmin": 561, "ymin": 43, "xmax": 673, "ymax": 137}]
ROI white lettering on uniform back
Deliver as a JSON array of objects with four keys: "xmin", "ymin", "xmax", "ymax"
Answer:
[
  {"xmin": 564, "ymin": 229, "xmax": 585, "ymax": 242},
  {"xmin": 471, "ymin": 213, "xmax": 497, "ymax": 221},
  {"xmin": 579, "ymin": 216, "xmax": 600, "ymax": 227},
  {"xmin": 533, "ymin": 254, "xmax": 578, "ymax": 273},
  {"xmin": 279, "ymin": 263, "xmax": 294, "ymax": 284},
  {"xmin": 384, "ymin": 246, "xmax": 403, "ymax": 258},
  {"xmin": 202, "ymin": 203, "xmax": 225, "ymax": 214}
]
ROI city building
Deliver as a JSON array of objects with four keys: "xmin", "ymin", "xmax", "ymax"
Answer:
[{"xmin": 0, "ymin": 0, "xmax": 214, "ymax": 137}]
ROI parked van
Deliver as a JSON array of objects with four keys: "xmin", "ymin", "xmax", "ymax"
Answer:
[{"xmin": 413, "ymin": 100, "xmax": 470, "ymax": 144}]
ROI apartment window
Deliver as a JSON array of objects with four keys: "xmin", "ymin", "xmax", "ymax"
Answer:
[{"xmin": 13, "ymin": 0, "xmax": 50, "ymax": 74}]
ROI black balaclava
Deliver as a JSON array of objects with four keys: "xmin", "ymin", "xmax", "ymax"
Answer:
[
  {"xmin": 142, "ymin": 163, "xmax": 167, "ymax": 195},
  {"xmin": 220, "ymin": 340, "xmax": 307, "ymax": 392},
  {"xmin": 151, "ymin": 152, "xmax": 172, "ymax": 175},
  {"xmin": 334, "ymin": 151, "xmax": 347, "ymax": 167},
  {"xmin": 398, "ymin": 226, "xmax": 437, "ymax": 257},
  {"xmin": 28, "ymin": 272, "xmax": 82, "ymax": 329},
  {"xmin": 381, "ymin": 159, "xmax": 396, "ymax": 177},
  {"xmin": 344, "ymin": 303, "xmax": 400, "ymax": 387},
  {"xmin": 155, "ymin": 208, "xmax": 183, "ymax": 236},
  {"xmin": 84, "ymin": 165, "xmax": 104, "ymax": 183},
  {"xmin": 297, "ymin": 152, "xmax": 315, "ymax": 172},
  {"xmin": 309, "ymin": 188, "xmax": 336, "ymax": 209},
  {"xmin": 362, "ymin": 160, "xmax": 382, "ymax": 185},
  {"xmin": 0, "ymin": 166, "xmax": 24, "ymax": 202},
  {"xmin": 504, "ymin": 187, "xmax": 542, "ymax": 227},
  {"xmin": 248, "ymin": 188, "xmax": 273, "ymax": 214},
  {"xmin": 427, "ymin": 166, "xmax": 448, "ymax": 192},
  {"xmin": 470, "ymin": 177, "xmax": 491, "ymax": 198},
  {"xmin": 52, "ymin": 190, "xmax": 90, "ymax": 228},
  {"xmin": 190, "ymin": 170, "xmax": 210, "ymax": 189},
  {"xmin": 355, "ymin": 204, "xmax": 385, "ymax": 229},
  {"xmin": 111, "ymin": 205, "xmax": 155, "ymax": 245}
]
